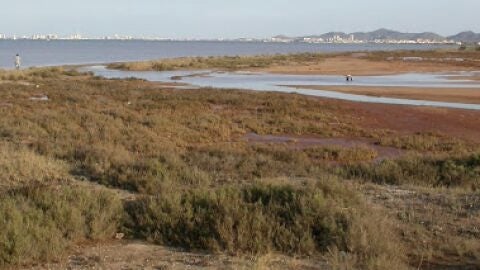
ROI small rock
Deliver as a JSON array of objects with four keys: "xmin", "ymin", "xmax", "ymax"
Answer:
[
  {"xmin": 115, "ymin": 233, "xmax": 125, "ymax": 240},
  {"xmin": 29, "ymin": 95, "xmax": 49, "ymax": 101}
]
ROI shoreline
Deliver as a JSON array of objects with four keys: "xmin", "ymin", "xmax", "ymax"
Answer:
[
  {"xmin": 5, "ymin": 49, "xmax": 479, "ymax": 76},
  {"xmin": 3, "ymin": 50, "xmax": 480, "ymax": 109},
  {"xmin": 286, "ymin": 85, "xmax": 480, "ymax": 104},
  {"xmin": 106, "ymin": 50, "xmax": 480, "ymax": 76}
]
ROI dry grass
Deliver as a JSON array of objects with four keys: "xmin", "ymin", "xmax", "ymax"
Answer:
[
  {"xmin": 0, "ymin": 143, "xmax": 70, "ymax": 191},
  {"xmin": 363, "ymin": 184, "xmax": 480, "ymax": 268},
  {"xmin": 124, "ymin": 178, "xmax": 409, "ymax": 269},
  {"xmin": 107, "ymin": 53, "xmax": 330, "ymax": 71},
  {"xmin": 107, "ymin": 50, "xmax": 480, "ymax": 76},
  {"xmin": 0, "ymin": 70, "xmax": 478, "ymax": 268},
  {"xmin": 0, "ymin": 67, "xmax": 88, "ymax": 82},
  {"xmin": 0, "ymin": 186, "xmax": 123, "ymax": 266}
]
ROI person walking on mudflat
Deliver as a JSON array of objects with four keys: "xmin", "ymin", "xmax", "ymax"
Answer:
[{"xmin": 15, "ymin": 54, "xmax": 21, "ymax": 70}]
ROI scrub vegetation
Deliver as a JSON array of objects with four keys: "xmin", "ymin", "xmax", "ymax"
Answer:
[
  {"xmin": 108, "ymin": 49, "xmax": 480, "ymax": 73},
  {"xmin": 107, "ymin": 53, "xmax": 329, "ymax": 71},
  {"xmin": 0, "ymin": 62, "xmax": 479, "ymax": 269}
]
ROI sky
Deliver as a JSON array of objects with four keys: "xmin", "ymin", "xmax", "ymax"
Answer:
[{"xmin": 1, "ymin": 0, "xmax": 479, "ymax": 38}]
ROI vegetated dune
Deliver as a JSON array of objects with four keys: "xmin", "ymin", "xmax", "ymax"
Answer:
[
  {"xmin": 0, "ymin": 66, "xmax": 479, "ymax": 269},
  {"xmin": 108, "ymin": 50, "xmax": 480, "ymax": 75}
]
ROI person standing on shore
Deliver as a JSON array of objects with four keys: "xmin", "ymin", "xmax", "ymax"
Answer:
[{"xmin": 15, "ymin": 54, "xmax": 21, "ymax": 70}]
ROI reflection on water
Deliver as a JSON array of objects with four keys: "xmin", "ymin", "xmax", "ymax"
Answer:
[{"xmin": 84, "ymin": 66, "xmax": 480, "ymax": 111}]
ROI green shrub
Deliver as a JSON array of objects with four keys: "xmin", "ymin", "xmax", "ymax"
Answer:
[
  {"xmin": 0, "ymin": 187, "xmax": 123, "ymax": 266},
  {"xmin": 72, "ymin": 144, "xmax": 212, "ymax": 193},
  {"xmin": 304, "ymin": 145, "xmax": 378, "ymax": 163},
  {"xmin": 342, "ymin": 154, "xmax": 480, "ymax": 189},
  {"xmin": 0, "ymin": 143, "xmax": 70, "ymax": 190},
  {"xmin": 107, "ymin": 53, "xmax": 328, "ymax": 71},
  {"xmin": 124, "ymin": 179, "xmax": 407, "ymax": 268},
  {"xmin": 126, "ymin": 181, "xmax": 346, "ymax": 254},
  {"xmin": 378, "ymin": 133, "xmax": 465, "ymax": 152},
  {"xmin": 183, "ymin": 146, "xmax": 315, "ymax": 183}
]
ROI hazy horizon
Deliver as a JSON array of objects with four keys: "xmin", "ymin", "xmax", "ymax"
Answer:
[{"xmin": 1, "ymin": 0, "xmax": 479, "ymax": 38}]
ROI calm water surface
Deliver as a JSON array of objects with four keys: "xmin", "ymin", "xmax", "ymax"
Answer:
[
  {"xmin": 0, "ymin": 40, "xmax": 455, "ymax": 69},
  {"xmin": 3, "ymin": 39, "xmax": 473, "ymax": 110}
]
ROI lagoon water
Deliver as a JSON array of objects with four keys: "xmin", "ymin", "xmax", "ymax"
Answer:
[
  {"xmin": 86, "ymin": 66, "xmax": 480, "ymax": 111},
  {"xmin": 0, "ymin": 40, "xmax": 455, "ymax": 69},
  {"xmin": 4, "ymin": 39, "xmax": 478, "ymax": 110}
]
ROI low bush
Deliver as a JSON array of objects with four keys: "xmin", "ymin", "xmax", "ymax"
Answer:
[
  {"xmin": 0, "ymin": 67, "xmax": 87, "ymax": 81},
  {"xmin": 0, "ymin": 143, "xmax": 70, "ymax": 190},
  {"xmin": 183, "ymin": 145, "xmax": 314, "ymax": 183},
  {"xmin": 124, "ymin": 179, "xmax": 408, "ymax": 269},
  {"xmin": 342, "ymin": 153, "xmax": 480, "ymax": 189},
  {"xmin": 72, "ymin": 144, "xmax": 212, "ymax": 193},
  {"xmin": 0, "ymin": 187, "xmax": 123, "ymax": 266},
  {"xmin": 378, "ymin": 133, "xmax": 466, "ymax": 152},
  {"xmin": 107, "ymin": 53, "xmax": 328, "ymax": 71},
  {"xmin": 304, "ymin": 145, "xmax": 378, "ymax": 163}
]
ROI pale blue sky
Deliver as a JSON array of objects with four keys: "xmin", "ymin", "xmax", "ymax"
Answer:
[{"xmin": 1, "ymin": 0, "xmax": 478, "ymax": 38}]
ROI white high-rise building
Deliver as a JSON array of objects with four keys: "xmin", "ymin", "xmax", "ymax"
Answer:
[{"xmin": 71, "ymin": 33, "xmax": 82, "ymax": 40}]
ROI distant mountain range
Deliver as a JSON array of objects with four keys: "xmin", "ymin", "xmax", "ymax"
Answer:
[
  {"xmin": 447, "ymin": 31, "xmax": 480, "ymax": 43},
  {"xmin": 276, "ymin": 29, "xmax": 480, "ymax": 43}
]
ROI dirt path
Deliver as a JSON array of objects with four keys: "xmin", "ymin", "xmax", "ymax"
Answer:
[{"xmin": 22, "ymin": 241, "xmax": 326, "ymax": 270}]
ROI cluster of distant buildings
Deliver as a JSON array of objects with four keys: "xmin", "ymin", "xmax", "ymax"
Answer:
[
  {"xmin": 0, "ymin": 33, "xmax": 84, "ymax": 40},
  {"xmin": 267, "ymin": 35, "xmax": 460, "ymax": 45},
  {"xmin": 0, "ymin": 33, "xmax": 473, "ymax": 45},
  {"xmin": 299, "ymin": 34, "xmax": 357, "ymax": 44},
  {"xmin": 0, "ymin": 33, "xmax": 138, "ymax": 41}
]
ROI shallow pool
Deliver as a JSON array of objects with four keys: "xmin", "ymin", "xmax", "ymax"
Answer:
[{"xmin": 83, "ymin": 66, "xmax": 480, "ymax": 111}]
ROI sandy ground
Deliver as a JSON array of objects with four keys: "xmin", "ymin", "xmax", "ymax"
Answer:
[
  {"xmin": 289, "ymin": 85, "xmax": 480, "ymax": 104},
  {"xmin": 255, "ymin": 56, "xmax": 479, "ymax": 76}
]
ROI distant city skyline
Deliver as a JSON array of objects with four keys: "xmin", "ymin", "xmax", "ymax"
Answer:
[
  {"xmin": 0, "ymin": 29, "xmax": 470, "ymax": 45},
  {"xmin": 1, "ymin": 0, "xmax": 479, "ymax": 39}
]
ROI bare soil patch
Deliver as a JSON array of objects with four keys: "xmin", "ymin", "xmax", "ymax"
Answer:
[
  {"xmin": 291, "ymin": 85, "xmax": 480, "ymax": 104},
  {"xmin": 23, "ymin": 241, "xmax": 326, "ymax": 270}
]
